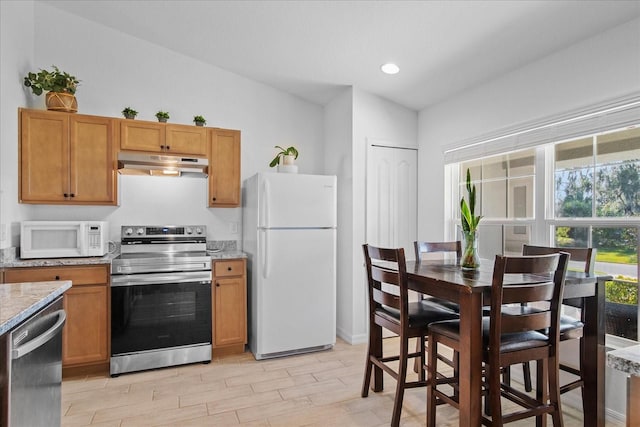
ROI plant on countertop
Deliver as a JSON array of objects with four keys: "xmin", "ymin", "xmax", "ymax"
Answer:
[
  {"xmin": 122, "ymin": 107, "xmax": 138, "ymax": 119},
  {"xmin": 155, "ymin": 111, "xmax": 170, "ymax": 122},
  {"xmin": 269, "ymin": 146, "xmax": 299, "ymax": 167},
  {"xmin": 460, "ymin": 168, "xmax": 482, "ymax": 268},
  {"xmin": 193, "ymin": 115, "xmax": 206, "ymax": 126},
  {"xmin": 23, "ymin": 65, "xmax": 80, "ymax": 95}
]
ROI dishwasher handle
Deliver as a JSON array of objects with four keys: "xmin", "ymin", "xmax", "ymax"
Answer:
[{"xmin": 12, "ymin": 309, "xmax": 66, "ymax": 360}]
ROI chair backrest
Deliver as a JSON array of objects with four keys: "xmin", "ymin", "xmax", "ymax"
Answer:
[
  {"xmin": 363, "ymin": 244, "xmax": 409, "ymax": 322},
  {"xmin": 414, "ymin": 241, "xmax": 461, "ymax": 263},
  {"xmin": 522, "ymin": 244, "xmax": 596, "ymax": 275},
  {"xmin": 488, "ymin": 253, "xmax": 569, "ymax": 352}
]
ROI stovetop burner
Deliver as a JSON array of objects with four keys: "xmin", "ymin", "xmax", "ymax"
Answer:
[{"xmin": 112, "ymin": 225, "xmax": 210, "ymax": 274}]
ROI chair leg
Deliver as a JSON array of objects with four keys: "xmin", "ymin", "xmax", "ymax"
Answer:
[
  {"xmin": 362, "ymin": 323, "xmax": 383, "ymax": 397},
  {"xmin": 523, "ymin": 361, "xmax": 533, "ymax": 392},
  {"xmin": 391, "ymin": 335, "xmax": 409, "ymax": 427},
  {"xmin": 413, "ymin": 336, "xmax": 423, "ymax": 373},
  {"xmin": 548, "ymin": 355, "xmax": 564, "ymax": 427},
  {"xmin": 426, "ymin": 333, "xmax": 438, "ymax": 427},
  {"xmin": 536, "ymin": 359, "xmax": 549, "ymax": 427},
  {"xmin": 487, "ymin": 362, "xmax": 503, "ymax": 427}
]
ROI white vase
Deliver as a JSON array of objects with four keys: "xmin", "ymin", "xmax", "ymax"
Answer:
[{"xmin": 283, "ymin": 155, "xmax": 296, "ymax": 165}]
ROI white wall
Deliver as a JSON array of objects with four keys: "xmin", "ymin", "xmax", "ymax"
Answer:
[
  {"xmin": 324, "ymin": 88, "xmax": 354, "ymax": 343},
  {"xmin": 418, "ymin": 17, "xmax": 640, "ymax": 241},
  {"xmin": 418, "ymin": 17, "xmax": 640, "ymax": 421},
  {"xmin": 1, "ymin": 1, "xmax": 324, "ymax": 245},
  {"xmin": 349, "ymin": 88, "xmax": 418, "ymax": 343},
  {"xmin": 0, "ymin": 1, "xmax": 34, "ymax": 249}
]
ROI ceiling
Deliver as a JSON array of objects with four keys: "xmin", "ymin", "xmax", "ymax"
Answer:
[{"xmin": 42, "ymin": 0, "xmax": 640, "ymax": 111}]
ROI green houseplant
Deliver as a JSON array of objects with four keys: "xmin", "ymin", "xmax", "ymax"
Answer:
[
  {"xmin": 193, "ymin": 115, "xmax": 206, "ymax": 126},
  {"xmin": 269, "ymin": 146, "xmax": 299, "ymax": 168},
  {"xmin": 122, "ymin": 107, "xmax": 138, "ymax": 119},
  {"xmin": 460, "ymin": 168, "xmax": 482, "ymax": 268},
  {"xmin": 23, "ymin": 65, "xmax": 80, "ymax": 112},
  {"xmin": 155, "ymin": 111, "xmax": 170, "ymax": 123}
]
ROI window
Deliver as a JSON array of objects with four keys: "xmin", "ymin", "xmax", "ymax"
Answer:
[{"xmin": 451, "ymin": 126, "xmax": 640, "ymax": 345}]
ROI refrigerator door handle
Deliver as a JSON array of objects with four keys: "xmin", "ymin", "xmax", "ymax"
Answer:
[
  {"xmin": 263, "ymin": 179, "xmax": 271, "ymax": 228},
  {"xmin": 260, "ymin": 229, "xmax": 270, "ymax": 279}
]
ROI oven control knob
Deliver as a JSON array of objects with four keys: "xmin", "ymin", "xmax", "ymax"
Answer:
[
  {"xmin": 186, "ymin": 227, "xmax": 193, "ymax": 235},
  {"xmin": 195, "ymin": 227, "xmax": 203, "ymax": 235},
  {"xmin": 124, "ymin": 227, "xmax": 133, "ymax": 236},
  {"xmin": 136, "ymin": 227, "xmax": 144, "ymax": 236}
]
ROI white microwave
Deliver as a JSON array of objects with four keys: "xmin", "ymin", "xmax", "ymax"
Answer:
[{"xmin": 20, "ymin": 221, "xmax": 109, "ymax": 259}]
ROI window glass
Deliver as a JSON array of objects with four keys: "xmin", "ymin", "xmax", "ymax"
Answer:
[
  {"xmin": 592, "ymin": 226, "xmax": 639, "ymax": 341},
  {"xmin": 482, "ymin": 155, "xmax": 507, "ymax": 180},
  {"xmin": 595, "ymin": 128, "xmax": 640, "ymax": 218}
]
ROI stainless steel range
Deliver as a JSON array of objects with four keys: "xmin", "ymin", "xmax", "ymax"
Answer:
[{"xmin": 110, "ymin": 225, "xmax": 212, "ymax": 376}]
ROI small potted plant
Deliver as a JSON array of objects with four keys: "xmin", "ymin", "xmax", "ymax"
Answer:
[
  {"xmin": 193, "ymin": 115, "xmax": 206, "ymax": 126},
  {"xmin": 269, "ymin": 146, "xmax": 299, "ymax": 167},
  {"xmin": 155, "ymin": 111, "xmax": 170, "ymax": 123},
  {"xmin": 23, "ymin": 65, "xmax": 80, "ymax": 112},
  {"xmin": 122, "ymin": 107, "xmax": 138, "ymax": 119}
]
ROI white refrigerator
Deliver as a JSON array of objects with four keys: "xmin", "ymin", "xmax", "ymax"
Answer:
[{"xmin": 243, "ymin": 172, "xmax": 337, "ymax": 360}]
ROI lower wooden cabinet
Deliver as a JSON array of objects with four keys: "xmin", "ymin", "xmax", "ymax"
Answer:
[
  {"xmin": 212, "ymin": 259, "xmax": 247, "ymax": 354},
  {"xmin": 3, "ymin": 265, "xmax": 109, "ymax": 374}
]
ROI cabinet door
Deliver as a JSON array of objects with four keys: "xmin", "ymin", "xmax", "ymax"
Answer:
[
  {"xmin": 70, "ymin": 115, "xmax": 117, "ymax": 204},
  {"xmin": 62, "ymin": 285, "xmax": 109, "ymax": 366},
  {"xmin": 213, "ymin": 262, "xmax": 246, "ymax": 347},
  {"xmin": 120, "ymin": 119, "xmax": 165, "ymax": 153},
  {"xmin": 166, "ymin": 124, "xmax": 207, "ymax": 156},
  {"xmin": 209, "ymin": 129, "xmax": 241, "ymax": 207},
  {"xmin": 19, "ymin": 109, "xmax": 70, "ymax": 202}
]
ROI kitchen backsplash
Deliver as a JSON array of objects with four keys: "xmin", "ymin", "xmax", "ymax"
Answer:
[{"xmin": 208, "ymin": 240, "xmax": 238, "ymax": 251}]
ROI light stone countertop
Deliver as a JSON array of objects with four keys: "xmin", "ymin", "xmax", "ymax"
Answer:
[
  {"xmin": 607, "ymin": 345, "xmax": 640, "ymax": 376},
  {"xmin": 0, "ymin": 281, "xmax": 72, "ymax": 335},
  {"xmin": 0, "ymin": 253, "xmax": 117, "ymax": 268}
]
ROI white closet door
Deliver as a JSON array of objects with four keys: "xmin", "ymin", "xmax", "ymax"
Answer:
[{"xmin": 366, "ymin": 143, "xmax": 418, "ymax": 260}]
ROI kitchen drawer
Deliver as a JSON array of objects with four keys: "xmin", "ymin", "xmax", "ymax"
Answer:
[
  {"xmin": 213, "ymin": 260, "xmax": 245, "ymax": 277},
  {"xmin": 4, "ymin": 265, "xmax": 108, "ymax": 286}
]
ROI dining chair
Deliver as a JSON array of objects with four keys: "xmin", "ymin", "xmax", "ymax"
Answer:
[
  {"xmin": 362, "ymin": 244, "xmax": 459, "ymax": 427},
  {"xmin": 519, "ymin": 244, "xmax": 596, "ymax": 403},
  {"xmin": 412, "ymin": 241, "xmax": 462, "ymax": 375},
  {"xmin": 413, "ymin": 241, "xmax": 462, "ymax": 312},
  {"xmin": 426, "ymin": 252, "xmax": 569, "ymax": 427}
]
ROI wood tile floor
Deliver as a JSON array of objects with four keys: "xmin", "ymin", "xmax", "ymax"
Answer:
[{"xmin": 62, "ymin": 338, "xmax": 623, "ymax": 426}]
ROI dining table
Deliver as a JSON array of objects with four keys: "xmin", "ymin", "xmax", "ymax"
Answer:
[{"xmin": 402, "ymin": 258, "xmax": 607, "ymax": 427}]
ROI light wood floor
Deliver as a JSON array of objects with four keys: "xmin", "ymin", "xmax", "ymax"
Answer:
[{"xmin": 62, "ymin": 338, "xmax": 622, "ymax": 426}]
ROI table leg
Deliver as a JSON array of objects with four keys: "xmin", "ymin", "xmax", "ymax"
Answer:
[
  {"xmin": 457, "ymin": 291, "xmax": 483, "ymax": 427},
  {"xmin": 582, "ymin": 278, "xmax": 606, "ymax": 427}
]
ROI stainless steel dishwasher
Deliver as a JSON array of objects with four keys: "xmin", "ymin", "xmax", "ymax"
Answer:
[{"xmin": 9, "ymin": 297, "xmax": 66, "ymax": 427}]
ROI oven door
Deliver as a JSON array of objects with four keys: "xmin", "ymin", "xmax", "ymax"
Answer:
[{"xmin": 111, "ymin": 271, "xmax": 211, "ymax": 355}]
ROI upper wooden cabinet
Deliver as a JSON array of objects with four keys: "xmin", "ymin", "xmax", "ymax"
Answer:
[
  {"xmin": 19, "ymin": 108, "xmax": 117, "ymax": 205},
  {"xmin": 120, "ymin": 120, "xmax": 207, "ymax": 156},
  {"xmin": 209, "ymin": 128, "xmax": 241, "ymax": 207}
]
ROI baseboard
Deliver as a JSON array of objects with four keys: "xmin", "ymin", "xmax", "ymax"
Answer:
[{"xmin": 336, "ymin": 327, "xmax": 368, "ymax": 345}]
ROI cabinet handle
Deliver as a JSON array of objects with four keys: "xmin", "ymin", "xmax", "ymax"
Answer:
[
  {"xmin": 54, "ymin": 275, "xmax": 60, "ymax": 280},
  {"xmin": 216, "ymin": 282, "xmax": 220, "ymax": 287},
  {"xmin": 212, "ymin": 197, "xmax": 217, "ymax": 201},
  {"xmin": 70, "ymin": 193, "xmax": 75, "ymax": 198},
  {"xmin": 227, "ymin": 267, "xmax": 232, "ymax": 271},
  {"xmin": 63, "ymin": 193, "xmax": 68, "ymax": 198},
  {"xmin": 160, "ymin": 145, "xmax": 165, "ymax": 149},
  {"xmin": 166, "ymin": 145, "xmax": 170, "ymax": 150}
]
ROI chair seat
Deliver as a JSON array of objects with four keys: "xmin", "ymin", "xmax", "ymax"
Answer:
[
  {"xmin": 560, "ymin": 315, "xmax": 584, "ymax": 340},
  {"xmin": 423, "ymin": 296, "xmax": 461, "ymax": 313},
  {"xmin": 376, "ymin": 300, "xmax": 459, "ymax": 328},
  {"xmin": 429, "ymin": 318, "xmax": 549, "ymax": 353}
]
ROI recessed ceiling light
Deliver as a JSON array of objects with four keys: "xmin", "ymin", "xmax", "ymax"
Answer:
[{"xmin": 381, "ymin": 63, "xmax": 400, "ymax": 75}]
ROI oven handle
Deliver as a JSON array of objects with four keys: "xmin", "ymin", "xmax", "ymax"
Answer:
[{"xmin": 111, "ymin": 272, "xmax": 212, "ymax": 287}]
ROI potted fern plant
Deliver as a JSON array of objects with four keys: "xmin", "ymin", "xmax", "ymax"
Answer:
[
  {"xmin": 193, "ymin": 115, "xmax": 206, "ymax": 126},
  {"xmin": 155, "ymin": 111, "xmax": 170, "ymax": 123},
  {"xmin": 23, "ymin": 65, "xmax": 80, "ymax": 112},
  {"xmin": 122, "ymin": 107, "xmax": 138, "ymax": 119},
  {"xmin": 460, "ymin": 168, "xmax": 482, "ymax": 269}
]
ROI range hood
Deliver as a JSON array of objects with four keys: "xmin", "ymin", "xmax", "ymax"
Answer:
[{"xmin": 117, "ymin": 152, "xmax": 208, "ymax": 177}]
